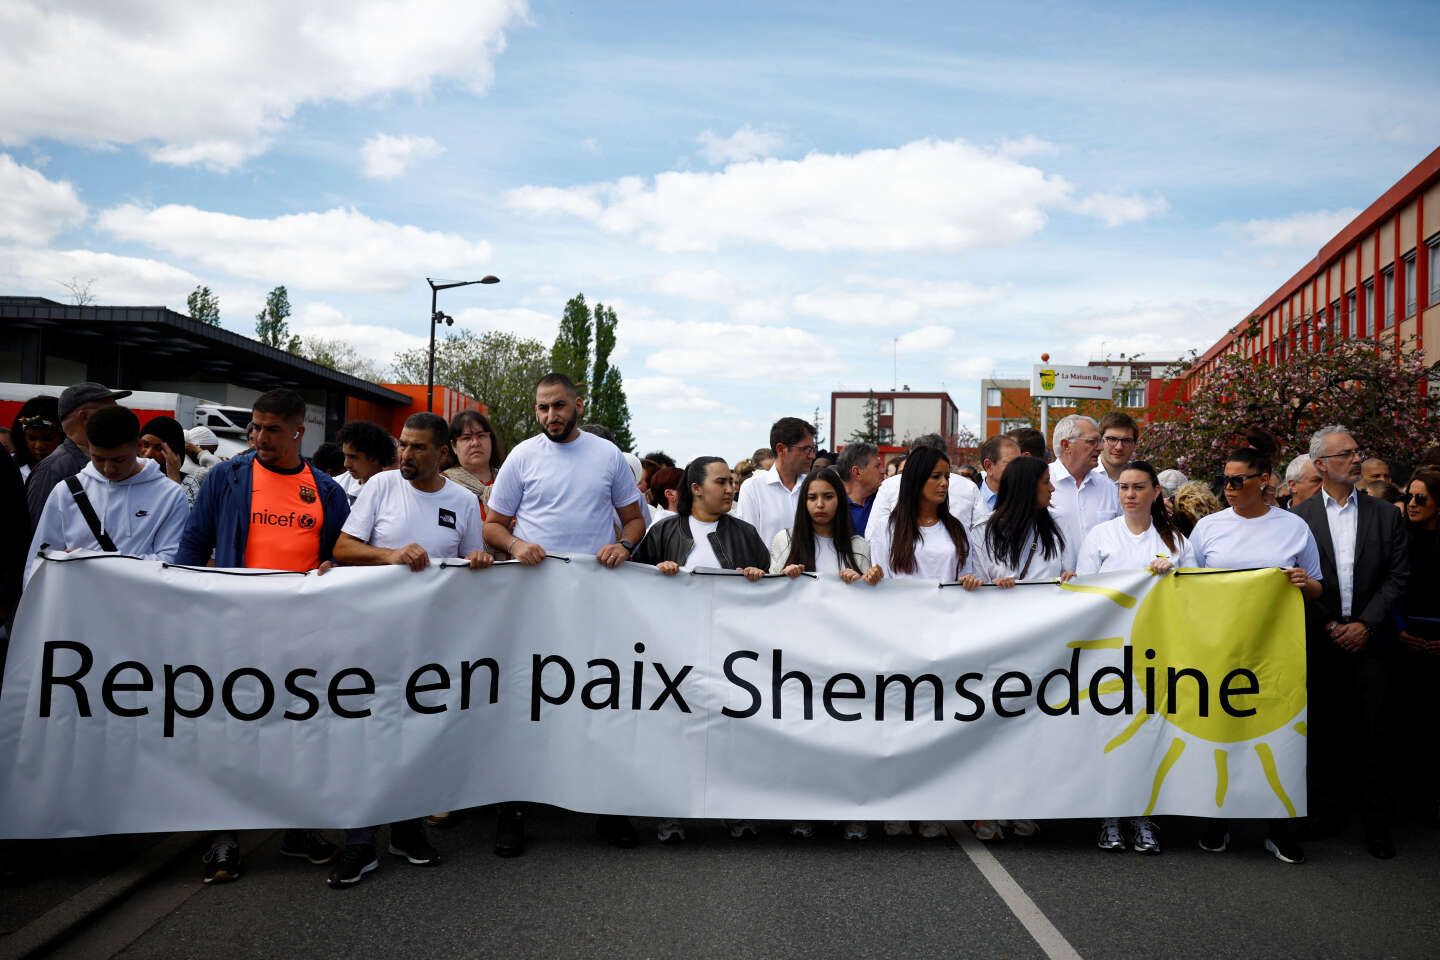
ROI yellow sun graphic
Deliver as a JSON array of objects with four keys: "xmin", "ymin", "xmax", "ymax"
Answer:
[{"xmin": 1056, "ymin": 569, "xmax": 1307, "ymax": 817}]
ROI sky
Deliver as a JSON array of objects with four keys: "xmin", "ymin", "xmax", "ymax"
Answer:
[{"xmin": 2, "ymin": 0, "xmax": 1438, "ymax": 462}]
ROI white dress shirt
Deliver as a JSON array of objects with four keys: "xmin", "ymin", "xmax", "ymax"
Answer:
[
  {"xmin": 1048, "ymin": 460, "xmax": 1119, "ymax": 538},
  {"xmin": 1322, "ymin": 487, "xmax": 1359, "ymax": 616},
  {"xmin": 734, "ymin": 467, "xmax": 806, "ymax": 549},
  {"xmin": 971, "ymin": 480, "xmax": 1000, "ymax": 528}
]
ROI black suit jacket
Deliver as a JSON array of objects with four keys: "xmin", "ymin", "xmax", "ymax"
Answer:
[{"xmin": 1292, "ymin": 490, "xmax": 1409, "ymax": 647}]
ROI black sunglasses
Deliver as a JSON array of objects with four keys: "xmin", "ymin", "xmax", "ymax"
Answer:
[
  {"xmin": 1216, "ymin": 472, "xmax": 1266, "ymax": 490},
  {"xmin": 1401, "ymin": 492, "xmax": 1431, "ymax": 506}
]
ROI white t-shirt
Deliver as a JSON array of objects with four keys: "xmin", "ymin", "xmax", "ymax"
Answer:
[
  {"xmin": 341, "ymin": 470, "xmax": 484, "ymax": 559},
  {"xmin": 864, "ymin": 471, "xmax": 978, "ymax": 540},
  {"xmin": 869, "ymin": 521, "xmax": 974, "ymax": 581},
  {"xmin": 1076, "ymin": 516, "xmax": 1194, "ymax": 575},
  {"xmin": 335, "ymin": 471, "xmax": 363, "ymax": 505},
  {"xmin": 648, "ymin": 504, "xmax": 676, "ymax": 529},
  {"xmin": 488, "ymin": 431, "xmax": 643, "ymax": 555},
  {"xmin": 1190, "ymin": 506, "xmax": 1323, "ymax": 577},
  {"xmin": 971, "ymin": 515, "xmax": 1080, "ymax": 581},
  {"xmin": 682, "ymin": 518, "xmax": 721, "ymax": 571}
]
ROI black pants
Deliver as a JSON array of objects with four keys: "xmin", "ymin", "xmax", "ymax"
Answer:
[{"xmin": 1307, "ymin": 638, "xmax": 1392, "ymax": 825}]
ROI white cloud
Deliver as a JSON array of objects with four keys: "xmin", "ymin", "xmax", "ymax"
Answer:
[
  {"xmin": 290, "ymin": 302, "xmax": 426, "ymax": 366},
  {"xmin": 730, "ymin": 298, "xmax": 788, "ymax": 325},
  {"xmin": 895, "ymin": 325, "xmax": 955, "ymax": 353},
  {"xmin": 1239, "ymin": 208, "xmax": 1359, "ymax": 248},
  {"xmin": 793, "ymin": 290, "xmax": 925, "ymax": 327},
  {"xmin": 628, "ymin": 316, "xmax": 845, "ymax": 381},
  {"xmin": 696, "ymin": 125, "xmax": 785, "ymax": 165},
  {"xmin": 941, "ymin": 355, "xmax": 1001, "ymax": 381},
  {"xmin": 505, "ymin": 138, "xmax": 1078, "ymax": 253},
  {"xmin": 97, "ymin": 204, "xmax": 493, "ymax": 293},
  {"xmin": 0, "ymin": 0, "xmax": 527, "ymax": 170},
  {"xmin": 452, "ymin": 305, "xmax": 558, "ymax": 344},
  {"xmin": 1069, "ymin": 191, "xmax": 1169, "ymax": 226},
  {"xmin": 996, "ymin": 135, "xmax": 1059, "ymax": 159},
  {"xmin": 361, "ymin": 134, "xmax": 444, "ymax": 180},
  {"xmin": 625, "ymin": 375, "xmax": 728, "ymax": 413},
  {"xmin": 651, "ymin": 269, "xmax": 734, "ymax": 301},
  {"xmin": 0, "ymin": 246, "xmax": 200, "ymax": 305},
  {"xmin": 0, "ymin": 154, "xmax": 86, "ymax": 243}
]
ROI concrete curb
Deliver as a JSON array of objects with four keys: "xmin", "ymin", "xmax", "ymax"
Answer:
[{"xmin": 0, "ymin": 833, "xmax": 204, "ymax": 960}]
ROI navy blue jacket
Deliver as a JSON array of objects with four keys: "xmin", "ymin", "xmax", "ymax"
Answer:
[{"xmin": 175, "ymin": 451, "xmax": 349, "ymax": 568}]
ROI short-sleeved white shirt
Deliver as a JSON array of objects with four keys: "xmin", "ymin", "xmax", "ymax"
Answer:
[
  {"xmin": 1190, "ymin": 506, "xmax": 1322, "ymax": 578},
  {"xmin": 487, "ymin": 431, "xmax": 643, "ymax": 555},
  {"xmin": 869, "ymin": 521, "xmax": 975, "ymax": 581},
  {"xmin": 864, "ymin": 471, "xmax": 978, "ymax": 541},
  {"xmin": 1076, "ymin": 516, "xmax": 1194, "ymax": 575},
  {"xmin": 682, "ymin": 518, "xmax": 721, "ymax": 571},
  {"xmin": 341, "ymin": 470, "xmax": 484, "ymax": 558}
]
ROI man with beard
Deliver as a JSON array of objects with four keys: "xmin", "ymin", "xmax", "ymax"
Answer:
[
  {"xmin": 328, "ymin": 412, "xmax": 491, "ymax": 888},
  {"xmin": 483, "ymin": 373, "xmax": 645, "ymax": 856}
]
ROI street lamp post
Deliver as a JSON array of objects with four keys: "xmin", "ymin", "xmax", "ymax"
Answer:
[{"xmin": 426, "ymin": 275, "xmax": 499, "ymax": 412}]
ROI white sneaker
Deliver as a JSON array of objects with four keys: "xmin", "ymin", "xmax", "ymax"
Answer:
[
  {"xmin": 917, "ymin": 821, "xmax": 946, "ymax": 839},
  {"xmin": 788, "ymin": 821, "xmax": 815, "ymax": 839},
  {"xmin": 883, "ymin": 820, "xmax": 913, "ymax": 837},
  {"xmin": 656, "ymin": 819, "xmax": 686, "ymax": 844},
  {"xmin": 1097, "ymin": 818, "xmax": 1125, "ymax": 851},
  {"xmin": 972, "ymin": 820, "xmax": 1003, "ymax": 841},
  {"xmin": 725, "ymin": 819, "xmax": 759, "ymax": 840},
  {"xmin": 1130, "ymin": 817, "xmax": 1160, "ymax": 855},
  {"xmin": 1009, "ymin": 819, "xmax": 1039, "ymax": 837},
  {"xmin": 843, "ymin": 821, "xmax": 869, "ymax": 840}
]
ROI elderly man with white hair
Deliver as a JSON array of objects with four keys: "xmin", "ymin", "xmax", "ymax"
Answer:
[
  {"xmin": 1284, "ymin": 453, "xmax": 1322, "ymax": 508},
  {"xmin": 1047, "ymin": 414, "xmax": 1118, "ymax": 540}
]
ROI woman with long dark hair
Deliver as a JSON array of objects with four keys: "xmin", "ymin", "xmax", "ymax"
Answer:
[
  {"xmin": 770, "ymin": 468, "xmax": 881, "ymax": 584},
  {"xmin": 1076, "ymin": 460, "xmax": 1193, "ymax": 856},
  {"xmin": 973, "ymin": 455, "xmax": 1079, "ymax": 587},
  {"xmin": 867, "ymin": 447, "xmax": 979, "ymax": 586},
  {"xmin": 1395, "ymin": 466, "xmax": 1440, "ymax": 823}
]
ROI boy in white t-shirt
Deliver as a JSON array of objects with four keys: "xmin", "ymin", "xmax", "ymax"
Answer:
[{"xmin": 330, "ymin": 413, "xmax": 493, "ymax": 889}]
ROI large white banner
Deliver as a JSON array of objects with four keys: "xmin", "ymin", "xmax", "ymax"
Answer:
[{"xmin": 0, "ymin": 554, "xmax": 1307, "ymax": 838}]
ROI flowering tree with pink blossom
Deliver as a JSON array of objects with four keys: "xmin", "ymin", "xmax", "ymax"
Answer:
[{"xmin": 1141, "ymin": 338, "xmax": 1438, "ymax": 478}]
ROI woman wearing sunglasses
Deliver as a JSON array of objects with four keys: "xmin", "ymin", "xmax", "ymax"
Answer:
[
  {"xmin": 1395, "ymin": 466, "xmax": 1440, "ymax": 823},
  {"xmin": 1189, "ymin": 446, "xmax": 1321, "ymax": 864},
  {"xmin": 1076, "ymin": 460, "xmax": 1193, "ymax": 855}
]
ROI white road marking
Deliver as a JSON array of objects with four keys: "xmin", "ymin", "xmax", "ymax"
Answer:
[{"xmin": 946, "ymin": 822, "xmax": 1084, "ymax": 960}]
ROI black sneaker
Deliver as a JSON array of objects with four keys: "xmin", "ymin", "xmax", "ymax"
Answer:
[
  {"xmin": 327, "ymin": 845, "xmax": 379, "ymax": 889},
  {"xmin": 279, "ymin": 830, "xmax": 339, "ymax": 865},
  {"xmin": 1265, "ymin": 832, "xmax": 1305, "ymax": 864},
  {"xmin": 493, "ymin": 806, "xmax": 526, "ymax": 858},
  {"xmin": 598, "ymin": 815, "xmax": 638, "ymax": 848},
  {"xmin": 1198, "ymin": 820, "xmax": 1229, "ymax": 853},
  {"xmin": 388, "ymin": 823, "xmax": 441, "ymax": 866},
  {"xmin": 202, "ymin": 841, "xmax": 242, "ymax": 884}
]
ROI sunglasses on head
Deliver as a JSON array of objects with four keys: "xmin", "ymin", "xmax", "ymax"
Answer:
[
  {"xmin": 1401, "ymin": 492, "xmax": 1431, "ymax": 506},
  {"xmin": 1216, "ymin": 472, "xmax": 1266, "ymax": 490}
]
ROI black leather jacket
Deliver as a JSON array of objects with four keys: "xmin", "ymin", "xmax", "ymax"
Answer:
[{"xmin": 631, "ymin": 513, "xmax": 770, "ymax": 570}]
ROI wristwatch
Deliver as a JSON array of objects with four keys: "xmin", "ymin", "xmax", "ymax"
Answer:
[{"xmin": 618, "ymin": 539, "xmax": 636, "ymax": 553}]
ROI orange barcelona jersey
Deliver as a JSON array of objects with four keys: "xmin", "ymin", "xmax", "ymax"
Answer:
[{"xmin": 243, "ymin": 459, "xmax": 325, "ymax": 572}]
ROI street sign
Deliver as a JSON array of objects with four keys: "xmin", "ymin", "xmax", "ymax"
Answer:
[{"xmin": 1030, "ymin": 364, "xmax": 1114, "ymax": 400}]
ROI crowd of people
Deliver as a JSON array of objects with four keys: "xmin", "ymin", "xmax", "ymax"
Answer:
[{"xmin": 2, "ymin": 374, "xmax": 1437, "ymax": 889}]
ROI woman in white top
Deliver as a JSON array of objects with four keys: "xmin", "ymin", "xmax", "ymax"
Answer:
[
  {"xmin": 1076, "ymin": 460, "xmax": 1191, "ymax": 857},
  {"xmin": 770, "ymin": 468, "xmax": 882, "ymax": 584},
  {"xmin": 973, "ymin": 456, "xmax": 1078, "ymax": 587},
  {"xmin": 864, "ymin": 447, "xmax": 977, "ymax": 841}
]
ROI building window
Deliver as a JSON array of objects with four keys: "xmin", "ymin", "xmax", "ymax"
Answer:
[
  {"xmin": 1430, "ymin": 237, "xmax": 1440, "ymax": 304},
  {"xmin": 878, "ymin": 398, "xmax": 894, "ymax": 416},
  {"xmin": 1346, "ymin": 291, "xmax": 1356, "ymax": 336},
  {"xmin": 986, "ymin": 387, "xmax": 1001, "ymax": 407},
  {"xmin": 999, "ymin": 419, "xmax": 1029, "ymax": 433},
  {"xmin": 877, "ymin": 426, "xmax": 894, "ymax": 444},
  {"xmin": 1362, "ymin": 280, "xmax": 1374, "ymax": 337},
  {"xmin": 1116, "ymin": 386, "xmax": 1144, "ymax": 407},
  {"xmin": 1382, "ymin": 268, "xmax": 1395, "ymax": 330},
  {"xmin": 1405, "ymin": 253, "xmax": 1417, "ymax": 318}
]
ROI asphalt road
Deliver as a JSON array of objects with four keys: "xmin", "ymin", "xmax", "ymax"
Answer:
[{"xmin": 28, "ymin": 809, "xmax": 1440, "ymax": 960}]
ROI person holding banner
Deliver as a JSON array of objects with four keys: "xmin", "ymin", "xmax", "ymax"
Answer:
[
  {"xmin": 863, "ymin": 446, "xmax": 978, "ymax": 841},
  {"xmin": 632, "ymin": 455, "xmax": 770, "ymax": 842},
  {"xmin": 865, "ymin": 434, "xmax": 977, "ymax": 542},
  {"xmin": 175, "ymin": 388, "xmax": 350, "ymax": 884},
  {"xmin": 770, "ymin": 468, "xmax": 881, "ymax": 584},
  {"xmin": 1076, "ymin": 459, "xmax": 1192, "ymax": 856},
  {"xmin": 326, "ymin": 412, "xmax": 492, "ymax": 888},
  {"xmin": 1191, "ymin": 446, "xmax": 1321, "ymax": 865},
  {"xmin": 972, "ymin": 456, "xmax": 1078, "ymax": 588},
  {"xmin": 483, "ymin": 373, "xmax": 646, "ymax": 855}
]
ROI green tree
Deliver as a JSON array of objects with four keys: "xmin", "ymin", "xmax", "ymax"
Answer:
[
  {"xmin": 1142, "ymin": 338, "xmax": 1438, "ymax": 478},
  {"xmin": 550, "ymin": 293, "xmax": 593, "ymax": 390},
  {"xmin": 848, "ymin": 393, "xmax": 881, "ymax": 444},
  {"xmin": 255, "ymin": 285, "xmax": 298, "ymax": 351},
  {"xmin": 392, "ymin": 328, "xmax": 550, "ymax": 453},
  {"xmin": 293, "ymin": 337, "xmax": 386, "ymax": 382},
  {"xmin": 186, "ymin": 285, "xmax": 221, "ymax": 326},
  {"xmin": 587, "ymin": 301, "xmax": 635, "ymax": 450}
]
